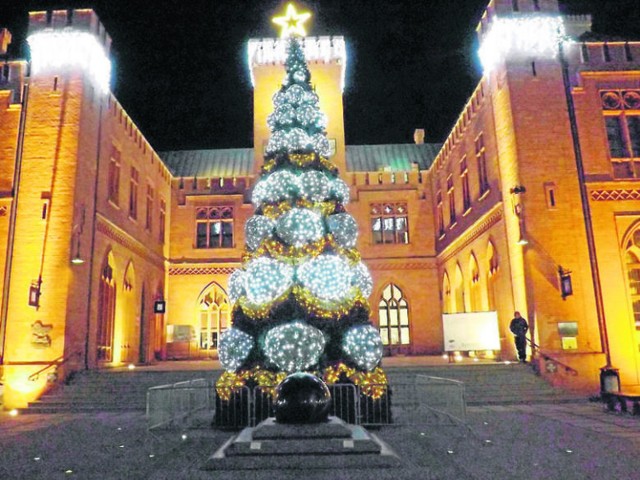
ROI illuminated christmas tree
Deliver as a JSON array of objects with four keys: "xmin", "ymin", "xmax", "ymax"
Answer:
[{"xmin": 215, "ymin": 4, "xmax": 388, "ymax": 423}]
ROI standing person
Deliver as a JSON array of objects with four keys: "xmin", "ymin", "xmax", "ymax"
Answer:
[{"xmin": 510, "ymin": 311, "xmax": 529, "ymax": 362}]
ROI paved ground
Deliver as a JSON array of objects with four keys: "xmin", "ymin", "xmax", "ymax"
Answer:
[{"xmin": 2, "ymin": 402, "xmax": 640, "ymax": 479}]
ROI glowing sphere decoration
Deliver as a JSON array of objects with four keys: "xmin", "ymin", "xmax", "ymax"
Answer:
[
  {"xmin": 274, "ymin": 373, "xmax": 331, "ymax": 424},
  {"xmin": 285, "ymin": 84, "xmax": 305, "ymax": 105},
  {"xmin": 342, "ymin": 325, "xmax": 383, "ymax": 371},
  {"xmin": 351, "ymin": 261, "xmax": 373, "ymax": 298},
  {"xmin": 300, "ymin": 171, "xmax": 331, "ymax": 203},
  {"xmin": 327, "ymin": 213, "xmax": 358, "ymax": 248},
  {"xmin": 245, "ymin": 215, "xmax": 276, "ymax": 251},
  {"xmin": 268, "ymin": 104, "xmax": 296, "ymax": 129},
  {"xmin": 228, "ymin": 269, "xmax": 246, "ymax": 305},
  {"xmin": 331, "ymin": 177, "xmax": 350, "ymax": 204},
  {"xmin": 252, "ymin": 170, "xmax": 301, "ymax": 206},
  {"xmin": 218, "ymin": 328, "xmax": 254, "ymax": 371},
  {"xmin": 276, "ymin": 208, "xmax": 324, "ymax": 247},
  {"xmin": 244, "ymin": 257, "xmax": 294, "ymax": 305},
  {"xmin": 311, "ymin": 134, "xmax": 332, "ymax": 158},
  {"xmin": 264, "ymin": 322, "xmax": 326, "ymax": 372},
  {"xmin": 297, "ymin": 254, "xmax": 353, "ymax": 301},
  {"xmin": 285, "ymin": 127, "xmax": 312, "ymax": 151}
]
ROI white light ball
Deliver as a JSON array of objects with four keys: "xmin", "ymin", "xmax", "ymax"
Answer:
[
  {"xmin": 293, "ymin": 69, "xmax": 306, "ymax": 83},
  {"xmin": 273, "ymin": 90, "xmax": 287, "ymax": 107},
  {"xmin": 264, "ymin": 321, "xmax": 326, "ymax": 372},
  {"xmin": 331, "ymin": 177, "xmax": 350, "ymax": 204},
  {"xmin": 245, "ymin": 215, "xmax": 276, "ymax": 251},
  {"xmin": 253, "ymin": 171, "xmax": 301, "ymax": 206},
  {"xmin": 297, "ymin": 254, "xmax": 353, "ymax": 301},
  {"xmin": 296, "ymin": 104, "xmax": 316, "ymax": 127},
  {"xmin": 244, "ymin": 257, "xmax": 294, "ymax": 305},
  {"xmin": 265, "ymin": 130, "xmax": 286, "ymax": 155},
  {"xmin": 300, "ymin": 171, "xmax": 331, "ymax": 203},
  {"xmin": 311, "ymin": 134, "xmax": 331, "ymax": 157},
  {"xmin": 327, "ymin": 213, "xmax": 358, "ymax": 248},
  {"xmin": 219, "ymin": 328, "xmax": 254, "ymax": 371},
  {"xmin": 343, "ymin": 325, "xmax": 383, "ymax": 371},
  {"xmin": 276, "ymin": 208, "xmax": 324, "ymax": 248},
  {"xmin": 302, "ymin": 90, "xmax": 319, "ymax": 105},
  {"xmin": 228, "ymin": 269, "xmax": 246, "ymax": 305},
  {"xmin": 285, "ymin": 128, "xmax": 312, "ymax": 151},
  {"xmin": 285, "ymin": 84, "xmax": 305, "ymax": 105},
  {"xmin": 352, "ymin": 261, "xmax": 373, "ymax": 298}
]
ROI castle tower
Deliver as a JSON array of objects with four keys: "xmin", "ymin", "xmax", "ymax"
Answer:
[
  {"xmin": 477, "ymin": 0, "xmax": 605, "ymax": 381},
  {"xmin": 1, "ymin": 9, "xmax": 111, "ymax": 408},
  {"xmin": 249, "ymin": 36, "xmax": 347, "ymax": 175}
]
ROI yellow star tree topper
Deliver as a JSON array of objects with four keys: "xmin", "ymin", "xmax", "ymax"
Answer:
[{"xmin": 272, "ymin": 3, "xmax": 311, "ymax": 38}]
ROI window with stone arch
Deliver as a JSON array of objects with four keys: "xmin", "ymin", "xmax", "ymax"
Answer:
[
  {"xmin": 486, "ymin": 241, "xmax": 499, "ymax": 311},
  {"xmin": 469, "ymin": 253, "xmax": 482, "ymax": 311},
  {"xmin": 442, "ymin": 271, "xmax": 452, "ymax": 314},
  {"xmin": 624, "ymin": 226, "xmax": 640, "ymax": 331},
  {"xmin": 96, "ymin": 251, "xmax": 116, "ymax": 362},
  {"xmin": 198, "ymin": 282, "xmax": 230, "ymax": 350},
  {"xmin": 378, "ymin": 284, "xmax": 410, "ymax": 346},
  {"xmin": 454, "ymin": 263, "xmax": 465, "ymax": 312}
]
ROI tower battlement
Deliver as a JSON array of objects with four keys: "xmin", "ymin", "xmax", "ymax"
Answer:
[
  {"xmin": 248, "ymin": 36, "xmax": 346, "ymax": 91},
  {"xmin": 27, "ymin": 9, "xmax": 112, "ymax": 93},
  {"xmin": 28, "ymin": 9, "xmax": 111, "ymax": 53}
]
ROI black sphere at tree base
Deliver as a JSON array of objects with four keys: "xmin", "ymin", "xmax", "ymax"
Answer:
[{"xmin": 274, "ymin": 373, "xmax": 332, "ymax": 424}]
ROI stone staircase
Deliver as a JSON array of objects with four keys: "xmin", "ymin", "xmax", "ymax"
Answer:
[{"xmin": 21, "ymin": 362, "xmax": 588, "ymax": 414}]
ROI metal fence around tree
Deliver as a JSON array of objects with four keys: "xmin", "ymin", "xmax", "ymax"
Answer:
[{"xmin": 146, "ymin": 374, "xmax": 466, "ymax": 431}]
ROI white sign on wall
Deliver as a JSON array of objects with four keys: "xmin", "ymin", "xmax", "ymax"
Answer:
[{"xmin": 442, "ymin": 312, "xmax": 501, "ymax": 352}]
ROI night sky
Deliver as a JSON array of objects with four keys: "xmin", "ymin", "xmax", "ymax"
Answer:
[{"xmin": 1, "ymin": 1, "xmax": 639, "ymax": 151}]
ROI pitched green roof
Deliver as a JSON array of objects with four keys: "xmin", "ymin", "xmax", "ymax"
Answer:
[{"xmin": 160, "ymin": 143, "xmax": 441, "ymax": 178}]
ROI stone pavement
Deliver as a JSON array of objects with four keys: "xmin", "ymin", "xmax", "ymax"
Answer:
[{"xmin": 2, "ymin": 402, "xmax": 640, "ymax": 479}]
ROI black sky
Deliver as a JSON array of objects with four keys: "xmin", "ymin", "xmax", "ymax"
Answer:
[{"xmin": 1, "ymin": 0, "xmax": 639, "ymax": 151}]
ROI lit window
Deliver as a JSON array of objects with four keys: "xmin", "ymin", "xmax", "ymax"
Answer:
[
  {"xmin": 107, "ymin": 146, "xmax": 121, "ymax": 205},
  {"xmin": 145, "ymin": 184, "xmax": 154, "ymax": 231},
  {"xmin": 378, "ymin": 284, "xmax": 410, "ymax": 346},
  {"xmin": 625, "ymin": 230, "xmax": 640, "ymax": 331},
  {"xmin": 129, "ymin": 167, "xmax": 139, "ymax": 219},
  {"xmin": 460, "ymin": 156, "xmax": 471, "ymax": 212},
  {"xmin": 370, "ymin": 203, "xmax": 409, "ymax": 244},
  {"xmin": 195, "ymin": 206, "xmax": 234, "ymax": 248},
  {"xmin": 198, "ymin": 283, "xmax": 230, "ymax": 350},
  {"xmin": 475, "ymin": 134, "xmax": 490, "ymax": 195},
  {"xmin": 601, "ymin": 90, "xmax": 640, "ymax": 178}
]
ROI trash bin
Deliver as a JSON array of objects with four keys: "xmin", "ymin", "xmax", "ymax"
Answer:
[{"xmin": 600, "ymin": 367, "xmax": 620, "ymax": 393}]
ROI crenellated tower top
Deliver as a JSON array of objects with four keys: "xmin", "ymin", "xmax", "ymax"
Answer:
[
  {"xmin": 27, "ymin": 9, "xmax": 112, "ymax": 93},
  {"xmin": 476, "ymin": 0, "xmax": 591, "ymax": 73}
]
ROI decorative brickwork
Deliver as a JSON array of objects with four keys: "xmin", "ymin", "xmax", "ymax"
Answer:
[
  {"xmin": 590, "ymin": 189, "xmax": 640, "ymax": 201},
  {"xmin": 440, "ymin": 207, "xmax": 503, "ymax": 263},
  {"xmin": 96, "ymin": 215, "xmax": 164, "ymax": 268},
  {"xmin": 0, "ymin": 205, "xmax": 7, "ymax": 216},
  {"xmin": 168, "ymin": 266, "xmax": 237, "ymax": 276}
]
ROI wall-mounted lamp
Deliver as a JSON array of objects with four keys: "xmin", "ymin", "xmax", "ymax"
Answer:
[
  {"xmin": 517, "ymin": 233, "xmax": 529, "ymax": 246},
  {"xmin": 28, "ymin": 278, "xmax": 42, "ymax": 307},
  {"xmin": 559, "ymin": 266, "xmax": 573, "ymax": 299},
  {"xmin": 510, "ymin": 185, "xmax": 527, "ymax": 195}
]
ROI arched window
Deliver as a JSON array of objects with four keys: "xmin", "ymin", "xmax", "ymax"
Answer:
[
  {"xmin": 198, "ymin": 283, "xmax": 230, "ymax": 350},
  {"xmin": 469, "ymin": 253, "xmax": 481, "ymax": 311},
  {"xmin": 378, "ymin": 284, "xmax": 410, "ymax": 346},
  {"xmin": 442, "ymin": 271, "xmax": 452, "ymax": 314},
  {"xmin": 487, "ymin": 241, "xmax": 499, "ymax": 311},
  {"xmin": 625, "ymin": 229, "xmax": 640, "ymax": 330},
  {"xmin": 454, "ymin": 263, "xmax": 465, "ymax": 313},
  {"xmin": 97, "ymin": 252, "xmax": 116, "ymax": 362}
]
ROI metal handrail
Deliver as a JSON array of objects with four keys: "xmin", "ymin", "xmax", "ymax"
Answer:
[
  {"xmin": 527, "ymin": 338, "xmax": 578, "ymax": 376},
  {"xmin": 28, "ymin": 351, "xmax": 82, "ymax": 381}
]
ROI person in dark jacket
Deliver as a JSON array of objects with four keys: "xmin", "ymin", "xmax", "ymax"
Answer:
[{"xmin": 509, "ymin": 311, "xmax": 529, "ymax": 362}]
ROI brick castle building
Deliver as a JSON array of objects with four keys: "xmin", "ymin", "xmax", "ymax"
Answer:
[{"xmin": 1, "ymin": 0, "xmax": 640, "ymax": 408}]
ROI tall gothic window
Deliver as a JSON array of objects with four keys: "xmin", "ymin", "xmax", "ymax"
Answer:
[
  {"xmin": 447, "ymin": 174, "xmax": 456, "ymax": 226},
  {"xmin": 454, "ymin": 263, "xmax": 465, "ymax": 313},
  {"xmin": 625, "ymin": 228, "xmax": 640, "ymax": 332},
  {"xmin": 129, "ymin": 167, "xmax": 139, "ymax": 219},
  {"xmin": 436, "ymin": 185, "xmax": 445, "ymax": 237},
  {"xmin": 159, "ymin": 199, "xmax": 166, "ymax": 243},
  {"xmin": 378, "ymin": 284, "xmax": 410, "ymax": 346},
  {"xmin": 108, "ymin": 146, "xmax": 121, "ymax": 205},
  {"xmin": 601, "ymin": 90, "xmax": 640, "ymax": 178},
  {"xmin": 475, "ymin": 133, "xmax": 490, "ymax": 195},
  {"xmin": 145, "ymin": 183, "xmax": 154, "ymax": 231},
  {"xmin": 460, "ymin": 156, "xmax": 471, "ymax": 212},
  {"xmin": 96, "ymin": 253, "xmax": 116, "ymax": 362},
  {"xmin": 469, "ymin": 253, "xmax": 481, "ymax": 311},
  {"xmin": 198, "ymin": 283, "xmax": 230, "ymax": 350},
  {"xmin": 370, "ymin": 203, "xmax": 409, "ymax": 244},
  {"xmin": 442, "ymin": 271, "xmax": 452, "ymax": 314},
  {"xmin": 195, "ymin": 206, "xmax": 234, "ymax": 248},
  {"xmin": 487, "ymin": 241, "xmax": 499, "ymax": 311}
]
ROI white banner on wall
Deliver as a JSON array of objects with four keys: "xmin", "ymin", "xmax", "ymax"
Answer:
[{"xmin": 442, "ymin": 312, "xmax": 501, "ymax": 352}]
